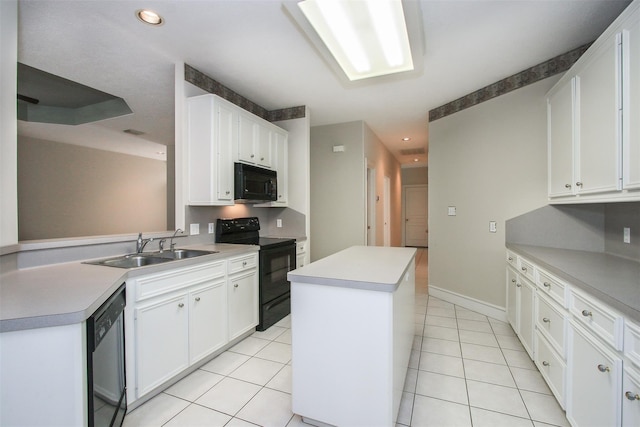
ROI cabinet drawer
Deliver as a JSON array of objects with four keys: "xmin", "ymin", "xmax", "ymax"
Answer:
[
  {"xmin": 537, "ymin": 269, "xmax": 568, "ymax": 308},
  {"xmin": 506, "ymin": 250, "xmax": 517, "ymax": 269},
  {"xmin": 623, "ymin": 367, "xmax": 640, "ymax": 427},
  {"xmin": 535, "ymin": 331, "xmax": 566, "ymax": 408},
  {"xmin": 569, "ymin": 289, "xmax": 624, "ymax": 350},
  {"xmin": 296, "ymin": 240, "xmax": 307, "ymax": 255},
  {"xmin": 518, "ymin": 257, "xmax": 536, "ymax": 282},
  {"xmin": 536, "ymin": 293, "xmax": 567, "ymax": 357},
  {"xmin": 228, "ymin": 253, "xmax": 258, "ymax": 274},
  {"xmin": 625, "ymin": 320, "xmax": 640, "ymax": 368},
  {"xmin": 135, "ymin": 261, "xmax": 226, "ymax": 302}
]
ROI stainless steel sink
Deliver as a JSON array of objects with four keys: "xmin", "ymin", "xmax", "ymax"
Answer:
[{"xmin": 85, "ymin": 249, "xmax": 219, "ymax": 268}]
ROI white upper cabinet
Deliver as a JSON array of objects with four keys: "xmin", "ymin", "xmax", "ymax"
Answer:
[
  {"xmin": 238, "ymin": 112, "xmax": 272, "ymax": 168},
  {"xmin": 546, "ymin": 1, "xmax": 640, "ymax": 203},
  {"xmin": 623, "ymin": 10, "xmax": 640, "ymax": 190}
]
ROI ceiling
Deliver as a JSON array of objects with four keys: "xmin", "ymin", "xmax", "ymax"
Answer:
[{"xmin": 17, "ymin": 0, "xmax": 632, "ymax": 166}]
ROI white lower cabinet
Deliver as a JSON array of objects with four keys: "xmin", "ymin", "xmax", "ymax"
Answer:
[
  {"xmin": 505, "ymin": 254, "xmax": 535, "ymax": 359},
  {"xmin": 519, "ymin": 277, "xmax": 535, "ymax": 358},
  {"xmin": 623, "ymin": 367, "xmax": 640, "ymax": 425},
  {"xmin": 228, "ymin": 254, "xmax": 259, "ymax": 340},
  {"xmin": 535, "ymin": 330, "xmax": 567, "ymax": 407},
  {"xmin": 189, "ymin": 280, "xmax": 228, "ymax": 364},
  {"xmin": 568, "ymin": 321, "xmax": 623, "ymax": 427}
]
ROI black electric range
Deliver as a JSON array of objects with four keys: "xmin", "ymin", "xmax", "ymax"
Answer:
[{"xmin": 216, "ymin": 217, "xmax": 296, "ymax": 331}]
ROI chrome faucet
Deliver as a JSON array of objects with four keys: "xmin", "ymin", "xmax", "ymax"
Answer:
[
  {"xmin": 158, "ymin": 239, "xmax": 166, "ymax": 253},
  {"xmin": 136, "ymin": 233, "xmax": 154, "ymax": 253},
  {"xmin": 170, "ymin": 228, "xmax": 183, "ymax": 251}
]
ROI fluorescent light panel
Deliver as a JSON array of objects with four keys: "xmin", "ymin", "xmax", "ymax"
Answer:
[{"xmin": 298, "ymin": 0, "xmax": 414, "ymax": 81}]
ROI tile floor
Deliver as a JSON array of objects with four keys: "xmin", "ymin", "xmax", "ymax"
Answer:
[{"xmin": 123, "ymin": 249, "xmax": 569, "ymax": 427}]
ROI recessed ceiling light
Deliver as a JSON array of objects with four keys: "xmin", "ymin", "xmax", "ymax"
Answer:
[
  {"xmin": 156, "ymin": 151, "xmax": 166, "ymax": 155},
  {"xmin": 402, "ymin": 137, "xmax": 411, "ymax": 141},
  {"xmin": 413, "ymin": 158, "xmax": 419, "ymax": 162},
  {"xmin": 136, "ymin": 9, "xmax": 164, "ymax": 26}
]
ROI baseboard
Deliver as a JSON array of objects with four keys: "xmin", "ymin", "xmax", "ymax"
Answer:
[{"xmin": 429, "ymin": 286, "xmax": 507, "ymax": 322}]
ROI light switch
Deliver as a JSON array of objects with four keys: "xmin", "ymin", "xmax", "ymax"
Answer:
[
  {"xmin": 489, "ymin": 221, "xmax": 497, "ymax": 233},
  {"xmin": 624, "ymin": 227, "xmax": 631, "ymax": 243},
  {"xmin": 190, "ymin": 223, "xmax": 200, "ymax": 235},
  {"xmin": 208, "ymin": 223, "xmax": 214, "ymax": 234},
  {"xmin": 276, "ymin": 219, "xmax": 283, "ymax": 228},
  {"xmin": 447, "ymin": 206, "xmax": 456, "ymax": 216}
]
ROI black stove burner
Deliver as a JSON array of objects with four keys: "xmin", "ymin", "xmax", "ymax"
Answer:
[{"xmin": 216, "ymin": 217, "xmax": 294, "ymax": 248}]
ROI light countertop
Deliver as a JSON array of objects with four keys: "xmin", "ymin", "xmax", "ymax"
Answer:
[
  {"xmin": 0, "ymin": 243, "xmax": 257, "ymax": 333},
  {"xmin": 507, "ymin": 244, "xmax": 640, "ymax": 322},
  {"xmin": 288, "ymin": 246, "xmax": 417, "ymax": 292}
]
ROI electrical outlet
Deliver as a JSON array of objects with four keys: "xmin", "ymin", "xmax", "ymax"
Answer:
[
  {"xmin": 190, "ymin": 223, "xmax": 200, "ymax": 235},
  {"xmin": 447, "ymin": 206, "xmax": 456, "ymax": 216},
  {"xmin": 624, "ymin": 227, "xmax": 631, "ymax": 244},
  {"xmin": 277, "ymin": 219, "xmax": 283, "ymax": 228},
  {"xmin": 208, "ymin": 223, "xmax": 214, "ymax": 234}
]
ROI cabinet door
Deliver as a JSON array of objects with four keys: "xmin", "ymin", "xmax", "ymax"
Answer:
[
  {"xmin": 575, "ymin": 33, "xmax": 622, "ymax": 195},
  {"xmin": 568, "ymin": 322, "xmax": 622, "ymax": 427},
  {"xmin": 216, "ymin": 102, "xmax": 236, "ymax": 202},
  {"xmin": 189, "ymin": 280, "xmax": 228, "ymax": 364},
  {"xmin": 228, "ymin": 270, "xmax": 258, "ymax": 340},
  {"xmin": 547, "ymin": 80, "xmax": 575, "ymax": 197},
  {"xmin": 623, "ymin": 367, "xmax": 640, "ymax": 427},
  {"xmin": 256, "ymin": 125, "xmax": 272, "ymax": 168},
  {"xmin": 135, "ymin": 294, "xmax": 189, "ymax": 397},
  {"xmin": 273, "ymin": 131, "xmax": 288, "ymax": 205},
  {"xmin": 623, "ymin": 13, "xmax": 640, "ymax": 190},
  {"xmin": 506, "ymin": 267, "xmax": 518, "ymax": 331},
  {"xmin": 238, "ymin": 114, "xmax": 257, "ymax": 164},
  {"xmin": 519, "ymin": 278, "xmax": 535, "ymax": 358}
]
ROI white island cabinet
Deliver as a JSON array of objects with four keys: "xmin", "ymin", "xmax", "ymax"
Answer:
[{"xmin": 288, "ymin": 246, "xmax": 416, "ymax": 427}]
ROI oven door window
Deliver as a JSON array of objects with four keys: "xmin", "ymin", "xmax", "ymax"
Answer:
[{"xmin": 260, "ymin": 245, "xmax": 295, "ymax": 303}]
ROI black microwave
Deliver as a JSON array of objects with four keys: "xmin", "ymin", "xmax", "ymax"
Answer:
[{"xmin": 234, "ymin": 163, "xmax": 277, "ymax": 203}]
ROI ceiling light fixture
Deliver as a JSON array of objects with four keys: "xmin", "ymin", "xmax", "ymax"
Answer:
[
  {"xmin": 298, "ymin": 0, "xmax": 414, "ymax": 81},
  {"xmin": 402, "ymin": 137, "xmax": 411, "ymax": 141},
  {"xmin": 136, "ymin": 9, "xmax": 164, "ymax": 26}
]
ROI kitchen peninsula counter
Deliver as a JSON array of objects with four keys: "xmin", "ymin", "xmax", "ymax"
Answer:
[
  {"xmin": 288, "ymin": 245, "xmax": 416, "ymax": 427},
  {"xmin": 0, "ymin": 243, "xmax": 257, "ymax": 332}
]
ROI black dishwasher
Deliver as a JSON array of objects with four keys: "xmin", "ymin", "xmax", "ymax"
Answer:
[{"xmin": 86, "ymin": 284, "xmax": 127, "ymax": 427}]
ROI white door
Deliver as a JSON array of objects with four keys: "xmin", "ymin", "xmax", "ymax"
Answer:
[
  {"xmin": 366, "ymin": 166, "xmax": 376, "ymax": 246},
  {"xmin": 404, "ymin": 185, "xmax": 428, "ymax": 247},
  {"xmin": 383, "ymin": 176, "xmax": 390, "ymax": 247}
]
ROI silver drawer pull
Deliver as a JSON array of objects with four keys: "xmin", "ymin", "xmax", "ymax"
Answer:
[
  {"xmin": 225, "ymin": 190, "xmax": 230, "ymax": 195},
  {"xmin": 542, "ymin": 361, "xmax": 550, "ymax": 367},
  {"xmin": 625, "ymin": 391, "xmax": 640, "ymax": 401},
  {"xmin": 508, "ymin": 257, "xmax": 513, "ymax": 261},
  {"xmin": 581, "ymin": 310, "xmax": 593, "ymax": 317},
  {"xmin": 542, "ymin": 318, "xmax": 550, "ymax": 323},
  {"xmin": 543, "ymin": 282, "xmax": 551, "ymax": 288},
  {"xmin": 516, "ymin": 283, "xmax": 522, "ymax": 288},
  {"xmin": 565, "ymin": 183, "xmax": 572, "ymax": 188},
  {"xmin": 576, "ymin": 182, "xmax": 583, "ymax": 187},
  {"xmin": 178, "ymin": 303, "xmax": 184, "ymax": 308},
  {"xmin": 242, "ymin": 261, "xmax": 247, "ymax": 267},
  {"xmin": 195, "ymin": 297, "xmax": 200, "ymax": 302},
  {"xmin": 597, "ymin": 364, "xmax": 610, "ymax": 373},
  {"xmin": 511, "ymin": 279, "xmax": 516, "ymax": 283},
  {"xmin": 234, "ymin": 283, "xmax": 239, "ymax": 288},
  {"xmin": 521, "ymin": 267, "xmax": 527, "ymax": 272}
]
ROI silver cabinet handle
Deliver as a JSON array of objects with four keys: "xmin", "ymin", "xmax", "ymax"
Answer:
[
  {"xmin": 543, "ymin": 318, "xmax": 550, "ymax": 323},
  {"xmin": 195, "ymin": 297, "xmax": 200, "ymax": 302},
  {"xmin": 565, "ymin": 183, "xmax": 572, "ymax": 188},
  {"xmin": 225, "ymin": 190, "xmax": 230, "ymax": 195},
  {"xmin": 543, "ymin": 282, "xmax": 551, "ymax": 288},
  {"xmin": 251, "ymin": 154, "xmax": 255, "ymax": 158},
  {"xmin": 516, "ymin": 283, "xmax": 522, "ymax": 288},
  {"xmin": 576, "ymin": 182, "xmax": 583, "ymax": 187},
  {"xmin": 508, "ymin": 257, "xmax": 513, "ymax": 261},
  {"xmin": 521, "ymin": 267, "xmax": 527, "ymax": 272},
  {"xmin": 625, "ymin": 391, "xmax": 640, "ymax": 401},
  {"xmin": 242, "ymin": 261, "xmax": 247, "ymax": 267},
  {"xmin": 511, "ymin": 279, "xmax": 516, "ymax": 283},
  {"xmin": 178, "ymin": 303, "xmax": 184, "ymax": 308},
  {"xmin": 261, "ymin": 157, "xmax": 264, "ymax": 161},
  {"xmin": 582, "ymin": 310, "xmax": 593, "ymax": 317},
  {"xmin": 597, "ymin": 364, "xmax": 610, "ymax": 373},
  {"xmin": 542, "ymin": 361, "xmax": 550, "ymax": 367},
  {"xmin": 234, "ymin": 283, "xmax": 239, "ymax": 288}
]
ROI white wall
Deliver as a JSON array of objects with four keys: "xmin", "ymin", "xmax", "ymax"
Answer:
[
  {"xmin": 1, "ymin": 0, "xmax": 17, "ymax": 246},
  {"xmin": 428, "ymin": 77, "xmax": 558, "ymax": 310}
]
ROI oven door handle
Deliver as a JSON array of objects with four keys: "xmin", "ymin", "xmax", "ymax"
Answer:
[{"xmin": 264, "ymin": 292, "xmax": 290, "ymax": 311}]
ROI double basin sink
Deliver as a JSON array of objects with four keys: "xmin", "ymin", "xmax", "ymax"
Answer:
[{"xmin": 86, "ymin": 249, "xmax": 219, "ymax": 269}]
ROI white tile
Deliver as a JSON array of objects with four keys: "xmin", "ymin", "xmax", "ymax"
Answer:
[
  {"xmin": 164, "ymin": 404, "xmax": 231, "ymax": 427},
  {"xmin": 236, "ymin": 387, "xmax": 293, "ymax": 427},
  {"xmin": 285, "ymin": 414, "xmax": 308, "ymax": 427},
  {"xmin": 413, "ymin": 334, "xmax": 424, "ymax": 351},
  {"xmin": 274, "ymin": 315, "xmax": 291, "ymax": 328},
  {"xmin": 415, "ymin": 303, "xmax": 427, "ymax": 315},
  {"xmin": 195, "ymin": 377, "xmax": 261, "ymax": 416},
  {"xmin": 467, "ymin": 380, "xmax": 529, "ymax": 418},
  {"xmin": 164, "ymin": 369, "xmax": 224, "ymax": 401},
  {"xmin": 520, "ymin": 390, "xmax": 570, "ymax": 426},
  {"xmin": 427, "ymin": 297, "xmax": 455, "ymax": 310},
  {"xmin": 411, "ymin": 395, "xmax": 472, "ymax": 427},
  {"xmin": 123, "ymin": 393, "xmax": 189, "ymax": 427},
  {"xmin": 228, "ymin": 337, "xmax": 270, "ymax": 356},
  {"xmin": 397, "ymin": 392, "xmax": 414, "ymax": 425},
  {"xmin": 404, "ymin": 368, "xmax": 418, "ymax": 393},
  {"xmin": 419, "ymin": 352, "xmax": 465, "ymax": 377},
  {"xmin": 274, "ymin": 329, "xmax": 292, "ymax": 344},
  {"xmin": 416, "ymin": 370, "xmax": 468, "ymax": 404},
  {"xmin": 470, "ymin": 407, "xmax": 534, "ymax": 427},
  {"xmin": 424, "ymin": 325, "xmax": 460, "ymax": 341},
  {"xmin": 497, "ymin": 334, "xmax": 527, "ymax": 351},
  {"xmin": 457, "ymin": 319, "xmax": 493, "ymax": 333},
  {"xmin": 427, "ymin": 306, "xmax": 457, "ymax": 318},
  {"xmin": 490, "ymin": 321, "xmax": 517, "ymax": 337},
  {"xmin": 225, "ymin": 418, "xmax": 258, "ymax": 427},
  {"xmin": 455, "ymin": 309, "xmax": 488, "ymax": 322},
  {"xmin": 459, "ymin": 330, "xmax": 499, "ymax": 347},
  {"xmin": 422, "ymin": 337, "xmax": 462, "ymax": 357},
  {"xmin": 425, "ymin": 315, "xmax": 458, "ymax": 329},
  {"xmin": 408, "ymin": 349, "xmax": 420, "ymax": 369},
  {"xmin": 254, "ymin": 341, "xmax": 292, "ymax": 364},
  {"xmin": 463, "ymin": 359, "xmax": 516, "ymax": 388},
  {"xmin": 415, "ymin": 322, "xmax": 425, "ymax": 335},
  {"xmin": 228, "ymin": 357, "xmax": 285, "ymax": 386},
  {"xmin": 266, "ymin": 365, "xmax": 292, "ymax": 394},
  {"xmin": 461, "ymin": 342, "xmax": 507, "ymax": 365},
  {"xmin": 510, "ymin": 367, "xmax": 552, "ymax": 394},
  {"xmin": 200, "ymin": 351, "xmax": 251, "ymax": 376},
  {"xmin": 416, "ymin": 312, "xmax": 427, "ymax": 324},
  {"xmin": 502, "ymin": 349, "xmax": 536, "ymax": 370},
  {"xmin": 252, "ymin": 326, "xmax": 287, "ymax": 341}
]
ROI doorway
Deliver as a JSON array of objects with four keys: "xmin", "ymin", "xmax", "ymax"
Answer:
[{"xmin": 404, "ymin": 184, "xmax": 428, "ymax": 247}]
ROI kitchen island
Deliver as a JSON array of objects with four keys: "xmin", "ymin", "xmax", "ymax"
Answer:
[{"xmin": 287, "ymin": 245, "xmax": 416, "ymax": 427}]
